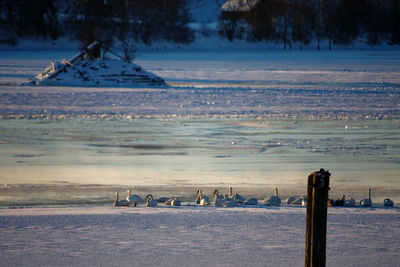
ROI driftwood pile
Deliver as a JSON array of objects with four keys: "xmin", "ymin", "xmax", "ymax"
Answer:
[{"xmin": 32, "ymin": 41, "xmax": 166, "ymax": 87}]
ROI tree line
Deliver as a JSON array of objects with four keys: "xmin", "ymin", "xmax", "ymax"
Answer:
[
  {"xmin": 0, "ymin": 0, "xmax": 194, "ymax": 46},
  {"xmin": 220, "ymin": 0, "xmax": 400, "ymax": 48},
  {"xmin": 1, "ymin": 0, "xmax": 399, "ymax": 48}
]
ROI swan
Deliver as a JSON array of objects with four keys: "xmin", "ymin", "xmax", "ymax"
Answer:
[
  {"xmin": 126, "ymin": 189, "xmax": 145, "ymax": 206},
  {"xmin": 114, "ymin": 192, "xmax": 129, "ymax": 207},
  {"xmin": 232, "ymin": 193, "xmax": 245, "ymax": 203},
  {"xmin": 360, "ymin": 188, "xmax": 372, "ymax": 207},
  {"xmin": 244, "ymin": 197, "xmax": 258, "ymax": 205},
  {"xmin": 327, "ymin": 199, "xmax": 335, "ymax": 207},
  {"xmin": 264, "ymin": 187, "xmax": 281, "ymax": 206},
  {"xmin": 157, "ymin": 196, "xmax": 169, "ymax": 203},
  {"xmin": 164, "ymin": 197, "xmax": 180, "ymax": 206},
  {"xmin": 287, "ymin": 196, "xmax": 307, "ymax": 206},
  {"xmin": 334, "ymin": 195, "xmax": 345, "ymax": 206},
  {"xmin": 343, "ymin": 197, "xmax": 356, "ymax": 207},
  {"xmin": 213, "ymin": 189, "xmax": 224, "ymax": 200},
  {"xmin": 195, "ymin": 189, "xmax": 210, "ymax": 205},
  {"xmin": 286, "ymin": 196, "xmax": 296, "ymax": 204},
  {"xmin": 221, "ymin": 186, "xmax": 233, "ymax": 199},
  {"xmin": 170, "ymin": 198, "xmax": 181, "ymax": 206},
  {"xmin": 164, "ymin": 197, "xmax": 181, "ymax": 206},
  {"xmin": 165, "ymin": 198, "xmax": 173, "ymax": 205},
  {"xmin": 213, "ymin": 189, "xmax": 237, "ymax": 207},
  {"xmin": 328, "ymin": 195, "xmax": 346, "ymax": 207},
  {"xmin": 145, "ymin": 194, "xmax": 158, "ymax": 207},
  {"xmin": 384, "ymin": 198, "xmax": 394, "ymax": 207},
  {"xmin": 227, "ymin": 187, "xmax": 245, "ymax": 203}
]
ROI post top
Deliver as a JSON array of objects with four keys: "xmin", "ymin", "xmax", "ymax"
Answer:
[{"xmin": 309, "ymin": 168, "xmax": 331, "ymax": 189}]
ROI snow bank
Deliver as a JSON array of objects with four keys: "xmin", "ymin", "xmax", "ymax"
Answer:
[
  {"xmin": 33, "ymin": 58, "xmax": 166, "ymax": 87},
  {"xmin": 0, "ymin": 206, "xmax": 399, "ymax": 266}
]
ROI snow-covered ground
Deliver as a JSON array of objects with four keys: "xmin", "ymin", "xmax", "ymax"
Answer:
[{"xmin": 0, "ymin": 206, "xmax": 399, "ymax": 267}]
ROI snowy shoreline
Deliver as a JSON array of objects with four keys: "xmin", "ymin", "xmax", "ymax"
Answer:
[{"xmin": 0, "ymin": 206, "xmax": 399, "ymax": 267}]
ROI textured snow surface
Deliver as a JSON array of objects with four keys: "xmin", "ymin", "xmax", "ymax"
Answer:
[
  {"xmin": 1, "ymin": 49, "xmax": 400, "ymax": 118},
  {"xmin": 0, "ymin": 206, "xmax": 399, "ymax": 267},
  {"xmin": 1, "ymin": 85, "xmax": 398, "ymax": 117}
]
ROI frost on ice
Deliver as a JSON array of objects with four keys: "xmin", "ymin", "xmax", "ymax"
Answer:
[{"xmin": 30, "ymin": 41, "xmax": 166, "ymax": 87}]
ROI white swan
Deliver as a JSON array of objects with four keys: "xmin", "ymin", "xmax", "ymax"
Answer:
[
  {"xmin": 227, "ymin": 187, "xmax": 245, "ymax": 203},
  {"xmin": 328, "ymin": 195, "xmax": 346, "ymax": 207},
  {"xmin": 287, "ymin": 196, "xmax": 307, "ymax": 206},
  {"xmin": 360, "ymin": 188, "xmax": 372, "ymax": 207},
  {"xmin": 334, "ymin": 195, "xmax": 345, "ymax": 206},
  {"xmin": 213, "ymin": 189, "xmax": 237, "ymax": 207},
  {"xmin": 221, "ymin": 186, "xmax": 233, "ymax": 199},
  {"xmin": 244, "ymin": 197, "xmax": 258, "ymax": 205},
  {"xmin": 195, "ymin": 189, "xmax": 210, "ymax": 205},
  {"xmin": 126, "ymin": 189, "xmax": 145, "ymax": 206},
  {"xmin": 114, "ymin": 192, "xmax": 129, "ymax": 207},
  {"xmin": 232, "ymin": 193, "xmax": 245, "ymax": 203},
  {"xmin": 343, "ymin": 197, "xmax": 356, "ymax": 207},
  {"xmin": 165, "ymin": 197, "xmax": 182, "ymax": 206},
  {"xmin": 384, "ymin": 198, "xmax": 394, "ymax": 207},
  {"xmin": 164, "ymin": 197, "xmax": 181, "ymax": 206},
  {"xmin": 264, "ymin": 187, "xmax": 281, "ymax": 206},
  {"xmin": 170, "ymin": 198, "xmax": 181, "ymax": 206},
  {"xmin": 213, "ymin": 189, "xmax": 224, "ymax": 201},
  {"xmin": 286, "ymin": 196, "xmax": 296, "ymax": 204},
  {"xmin": 157, "ymin": 196, "xmax": 169, "ymax": 203},
  {"xmin": 145, "ymin": 194, "xmax": 158, "ymax": 207}
]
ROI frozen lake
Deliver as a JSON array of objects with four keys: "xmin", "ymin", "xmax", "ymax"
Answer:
[
  {"xmin": 1, "ymin": 116, "xmax": 400, "ymax": 206},
  {"xmin": 0, "ymin": 48, "xmax": 400, "ymax": 206}
]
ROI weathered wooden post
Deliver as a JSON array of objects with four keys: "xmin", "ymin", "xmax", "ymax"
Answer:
[{"xmin": 305, "ymin": 168, "xmax": 330, "ymax": 267}]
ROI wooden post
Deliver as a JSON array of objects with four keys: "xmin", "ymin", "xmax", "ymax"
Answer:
[{"xmin": 305, "ymin": 168, "xmax": 330, "ymax": 267}]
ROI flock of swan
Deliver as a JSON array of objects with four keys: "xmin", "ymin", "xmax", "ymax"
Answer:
[
  {"xmin": 114, "ymin": 189, "xmax": 181, "ymax": 207},
  {"xmin": 114, "ymin": 187, "xmax": 395, "ymax": 208}
]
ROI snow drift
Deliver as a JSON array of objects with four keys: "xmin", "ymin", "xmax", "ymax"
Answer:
[
  {"xmin": 34, "ymin": 58, "xmax": 166, "ymax": 87},
  {"xmin": 30, "ymin": 41, "xmax": 166, "ymax": 87}
]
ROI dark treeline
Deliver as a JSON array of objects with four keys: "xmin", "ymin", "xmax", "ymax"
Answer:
[
  {"xmin": 1, "ymin": 0, "xmax": 399, "ymax": 48},
  {"xmin": 0, "ymin": 0, "xmax": 194, "ymax": 45},
  {"xmin": 220, "ymin": 0, "xmax": 400, "ymax": 48}
]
